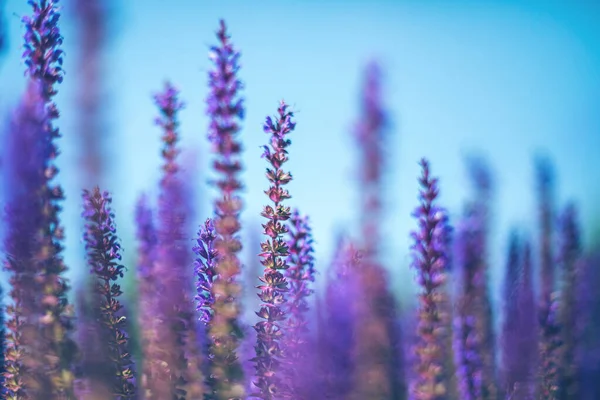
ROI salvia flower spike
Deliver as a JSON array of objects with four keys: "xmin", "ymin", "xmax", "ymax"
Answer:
[
  {"xmin": 153, "ymin": 82, "xmax": 205, "ymax": 399},
  {"xmin": 193, "ymin": 218, "xmax": 219, "ymax": 395},
  {"xmin": 195, "ymin": 218, "xmax": 219, "ymax": 326},
  {"xmin": 82, "ymin": 187, "xmax": 136, "ymax": 399},
  {"xmin": 3, "ymin": 81, "xmax": 46, "ymax": 400},
  {"xmin": 22, "ymin": 0, "xmax": 77, "ymax": 396},
  {"xmin": 557, "ymin": 203, "xmax": 581, "ymax": 400},
  {"xmin": 206, "ymin": 19, "xmax": 246, "ymax": 400},
  {"xmin": 134, "ymin": 195, "xmax": 161, "ymax": 397},
  {"xmin": 253, "ymin": 101, "xmax": 296, "ymax": 399},
  {"xmin": 282, "ymin": 210, "xmax": 316, "ymax": 398},
  {"xmin": 410, "ymin": 159, "xmax": 451, "ymax": 400}
]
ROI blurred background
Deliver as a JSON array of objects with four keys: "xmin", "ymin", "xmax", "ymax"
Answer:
[{"xmin": 0, "ymin": 0, "xmax": 599, "ymax": 311}]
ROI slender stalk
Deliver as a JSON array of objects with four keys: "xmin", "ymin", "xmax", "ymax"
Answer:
[
  {"xmin": 206, "ymin": 20, "xmax": 246, "ymax": 400},
  {"xmin": 410, "ymin": 159, "xmax": 452, "ymax": 400},
  {"xmin": 22, "ymin": 1, "xmax": 77, "ymax": 397},
  {"xmin": 253, "ymin": 102, "xmax": 296, "ymax": 399},
  {"xmin": 82, "ymin": 188, "xmax": 136, "ymax": 399}
]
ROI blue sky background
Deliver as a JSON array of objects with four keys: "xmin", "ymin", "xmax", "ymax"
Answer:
[{"xmin": 0, "ymin": 0, "xmax": 599, "ymax": 309}]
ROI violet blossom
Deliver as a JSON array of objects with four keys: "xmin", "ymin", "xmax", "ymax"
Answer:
[
  {"xmin": 281, "ymin": 210, "xmax": 316, "ymax": 399},
  {"xmin": 205, "ymin": 19, "xmax": 246, "ymax": 400},
  {"xmin": 557, "ymin": 203, "xmax": 582, "ymax": 400},
  {"xmin": 410, "ymin": 159, "xmax": 452, "ymax": 400},
  {"xmin": 22, "ymin": 0, "xmax": 78, "ymax": 396},
  {"xmin": 253, "ymin": 101, "xmax": 296, "ymax": 399},
  {"xmin": 152, "ymin": 82, "xmax": 204, "ymax": 399},
  {"xmin": 82, "ymin": 187, "xmax": 136, "ymax": 399}
]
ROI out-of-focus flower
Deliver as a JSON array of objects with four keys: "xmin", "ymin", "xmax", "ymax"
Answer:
[
  {"xmin": 410, "ymin": 159, "xmax": 452, "ymax": 400},
  {"xmin": 205, "ymin": 19, "xmax": 246, "ymax": 400},
  {"xmin": 281, "ymin": 210, "xmax": 315, "ymax": 399},
  {"xmin": 557, "ymin": 203, "xmax": 582, "ymax": 400}
]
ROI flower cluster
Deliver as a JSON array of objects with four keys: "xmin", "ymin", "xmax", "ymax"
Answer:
[
  {"xmin": 254, "ymin": 101, "xmax": 296, "ymax": 399},
  {"xmin": 206, "ymin": 19, "xmax": 246, "ymax": 400},
  {"xmin": 82, "ymin": 187, "xmax": 136, "ymax": 399},
  {"xmin": 18, "ymin": 1, "xmax": 76, "ymax": 396},
  {"xmin": 195, "ymin": 218, "xmax": 219, "ymax": 325},
  {"xmin": 282, "ymin": 211, "xmax": 315, "ymax": 398},
  {"xmin": 410, "ymin": 159, "xmax": 451, "ymax": 400}
]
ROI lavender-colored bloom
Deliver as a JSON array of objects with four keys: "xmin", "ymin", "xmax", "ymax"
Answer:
[
  {"xmin": 557, "ymin": 203, "xmax": 582, "ymax": 400},
  {"xmin": 320, "ymin": 236, "xmax": 361, "ymax": 400},
  {"xmin": 195, "ymin": 218, "xmax": 218, "ymax": 325},
  {"xmin": 500, "ymin": 233, "xmax": 537, "ymax": 399},
  {"xmin": 454, "ymin": 215, "xmax": 487, "ymax": 400},
  {"xmin": 151, "ymin": 82, "xmax": 204, "ymax": 399},
  {"xmin": 2, "ymin": 81, "xmax": 46, "ymax": 399},
  {"xmin": 205, "ymin": 20, "xmax": 246, "ymax": 400},
  {"xmin": 72, "ymin": 0, "xmax": 109, "ymax": 186},
  {"xmin": 454, "ymin": 157, "xmax": 497, "ymax": 400},
  {"xmin": 73, "ymin": 278, "xmax": 113, "ymax": 400},
  {"xmin": 281, "ymin": 210, "xmax": 316, "ymax": 399},
  {"xmin": 254, "ymin": 101, "xmax": 295, "ymax": 399},
  {"xmin": 351, "ymin": 62, "xmax": 404, "ymax": 400},
  {"xmin": 409, "ymin": 159, "xmax": 451, "ymax": 400},
  {"xmin": 0, "ymin": 283, "xmax": 5, "ymax": 390},
  {"xmin": 575, "ymin": 251, "xmax": 600, "ymax": 400},
  {"xmin": 355, "ymin": 61, "xmax": 386, "ymax": 256},
  {"xmin": 534, "ymin": 157, "xmax": 560, "ymax": 400},
  {"xmin": 535, "ymin": 157, "xmax": 556, "ymax": 310},
  {"xmin": 22, "ymin": 0, "xmax": 77, "ymax": 396},
  {"xmin": 82, "ymin": 187, "xmax": 136, "ymax": 399},
  {"xmin": 133, "ymin": 195, "xmax": 161, "ymax": 398},
  {"xmin": 537, "ymin": 293, "xmax": 562, "ymax": 400},
  {"xmin": 193, "ymin": 218, "xmax": 219, "ymax": 396}
]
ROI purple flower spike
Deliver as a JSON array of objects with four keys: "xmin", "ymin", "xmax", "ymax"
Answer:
[
  {"xmin": 500, "ymin": 233, "xmax": 537, "ymax": 399},
  {"xmin": 410, "ymin": 159, "xmax": 452, "ymax": 400},
  {"xmin": 21, "ymin": 0, "xmax": 77, "ymax": 396},
  {"xmin": 82, "ymin": 187, "xmax": 136, "ymax": 399},
  {"xmin": 134, "ymin": 194, "xmax": 160, "ymax": 395},
  {"xmin": 193, "ymin": 218, "xmax": 219, "ymax": 395},
  {"xmin": 557, "ymin": 203, "xmax": 582, "ymax": 400},
  {"xmin": 282, "ymin": 210, "xmax": 316, "ymax": 399},
  {"xmin": 194, "ymin": 218, "xmax": 218, "ymax": 325},
  {"xmin": 205, "ymin": 19, "xmax": 246, "ymax": 400},
  {"xmin": 534, "ymin": 157, "xmax": 560, "ymax": 400},
  {"xmin": 253, "ymin": 101, "xmax": 296, "ymax": 400},
  {"xmin": 350, "ymin": 62, "xmax": 403, "ymax": 400},
  {"xmin": 150, "ymin": 82, "xmax": 204, "ymax": 399},
  {"xmin": 2, "ymin": 81, "xmax": 46, "ymax": 399}
]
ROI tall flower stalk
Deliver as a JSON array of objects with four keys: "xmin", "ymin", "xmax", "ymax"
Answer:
[
  {"xmin": 152, "ymin": 82, "xmax": 203, "ymax": 399},
  {"xmin": 455, "ymin": 158, "xmax": 497, "ymax": 400},
  {"xmin": 133, "ymin": 195, "xmax": 161, "ymax": 397},
  {"xmin": 81, "ymin": 188, "xmax": 136, "ymax": 399},
  {"xmin": 193, "ymin": 218, "xmax": 218, "ymax": 395},
  {"xmin": 535, "ymin": 158, "xmax": 560, "ymax": 400},
  {"xmin": 501, "ymin": 233, "xmax": 537, "ymax": 398},
  {"xmin": 253, "ymin": 102, "xmax": 296, "ymax": 399},
  {"xmin": 351, "ymin": 61, "xmax": 403, "ymax": 400},
  {"xmin": 22, "ymin": 0, "xmax": 77, "ymax": 397},
  {"xmin": 205, "ymin": 20, "xmax": 246, "ymax": 400},
  {"xmin": 557, "ymin": 203, "xmax": 581, "ymax": 400},
  {"xmin": 3, "ymin": 81, "xmax": 46, "ymax": 400},
  {"xmin": 72, "ymin": 0, "xmax": 109, "ymax": 186},
  {"xmin": 282, "ymin": 210, "xmax": 316, "ymax": 398},
  {"xmin": 410, "ymin": 159, "xmax": 451, "ymax": 400}
]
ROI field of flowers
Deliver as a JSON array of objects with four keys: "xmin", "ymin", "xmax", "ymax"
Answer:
[{"xmin": 0, "ymin": 1, "xmax": 599, "ymax": 400}]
